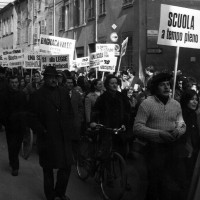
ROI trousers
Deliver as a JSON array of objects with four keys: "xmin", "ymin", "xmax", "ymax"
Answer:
[{"xmin": 43, "ymin": 165, "xmax": 71, "ymax": 200}]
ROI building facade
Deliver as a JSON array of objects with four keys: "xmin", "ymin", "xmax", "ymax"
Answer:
[{"xmin": 0, "ymin": 0, "xmax": 200, "ymax": 79}]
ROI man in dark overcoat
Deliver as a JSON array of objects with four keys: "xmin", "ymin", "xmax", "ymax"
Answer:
[
  {"xmin": 29, "ymin": 66, "xmax": 73, "ymax": 200},
  {"xmin": 65, "ymin": 76, "xmax": 84, "ymax": 162},
  {"xmin": 0, "ymin": 75, "xmax": 27, "ymax": 176}
]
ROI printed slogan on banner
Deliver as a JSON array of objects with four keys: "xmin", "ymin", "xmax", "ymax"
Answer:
[{"xmin": 157, "ymin": 4, "xmax": 200, "ymax": 48}]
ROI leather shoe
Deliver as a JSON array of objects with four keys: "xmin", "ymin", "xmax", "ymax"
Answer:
[{"xmin": 11, "ymin": 169, "xmax": 18, "ymax": 176}]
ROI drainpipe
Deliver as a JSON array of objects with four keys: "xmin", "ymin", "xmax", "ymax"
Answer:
[
  {"xmin": 53, "ymin": 0, "xmax": 55, "ymax": 36},
  {"xmin": 95, "ymin": 0, "xmax": 98, "ymax": 44}
]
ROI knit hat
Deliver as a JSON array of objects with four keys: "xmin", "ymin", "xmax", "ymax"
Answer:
[
  {"xmin": 151, "ymin": 72, "xmax": 172, "ymax": 86},
  {"xmin": 149, "ymin": 72, "xmax": 172, "ymax": 94}
]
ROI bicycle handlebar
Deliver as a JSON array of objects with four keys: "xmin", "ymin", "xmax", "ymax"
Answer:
[{"xmin": 91, "ymin": 124, "xmax": 126, "ymax": 135}]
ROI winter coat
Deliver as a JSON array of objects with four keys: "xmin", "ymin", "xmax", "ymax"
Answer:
[
  {"xmin": 0, "ymin": 88, "xmax": 27, "ymax": 131},
  {"xmin": 92, "ymin": 91, "xmax": 131, "ymax": 129},
  {"xmin": 70, "ymin": 89, "xmax": 84, "ymax": 140},
  {"xmin": 29, "ymin": 85, "xmax": 74, "ymax": 168}
]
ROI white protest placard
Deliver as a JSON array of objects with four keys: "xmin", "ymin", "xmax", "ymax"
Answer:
[
  {"xmin": 41, "ymin": 55, "xmax": 69, "ymax": 71},
  {"xmin": 24, "ymin": 53, "xmax": 41, "ymax": 69},
  {"xmin": 75, "ymin": 56, "xmax": 90, "ymax": 68},
  {"xmin": 9, "ymin": 61, "xmax": 24, "ymax": 68},
  {"xmin": 96, "ymin": 44, "xmax": 115, "ymax": 58},
  {"xmin": 89, "ymin": 52, "xmax": 104, "ymax": 68},
  {"xmin": 99, "ymin": 57, "xmax": 117, "ymax": 72},
  {"xmin": 70, "ymin": 60, "xmax": 77, "ymax": 71},
  {"xmin": 121, "ymin": 37, "xmax": 128, "ymax": 56},
  {"xmin": 2, "ymin": 49, "xmax": 23, "ymax": 68},
  {"xmin": 7, "ymin": 53, "xmax": 24, "ymax": 61},
  {"xmin": 39, "ymin": 34, "xmax": 76, "ymax": 56},
  {"xmin": 2, "ymin": 55, "xmax": 8, "ymax": 68},
  {"xmin": 3, "ymin": 48, "xmax": 22, "ymax": 55},
  {"xmin": 157, "ymin": 4, "xmax": 200, "ymax": 48},
  {"xmin": 7, "ymin": 53, "xmax": 24, "ymax": 68}
]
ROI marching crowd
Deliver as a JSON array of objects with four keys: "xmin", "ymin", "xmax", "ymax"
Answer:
[{"xmin": 0, "ymin": 64, "xmax": 200, "ymax": 200}]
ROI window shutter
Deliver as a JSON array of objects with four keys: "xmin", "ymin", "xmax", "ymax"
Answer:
[
  {"xmin": 59, "ymin": 7, "xmax": 62, "ymax": 30},
  {"xmin": 49, "ymin": 11, "xmax": 53, "ymax": 34},
  {"xmin": 28, "ymin": 25, "xmax": 32, "ymax": 45},
  {"xmin": 41, "ymin": 20, "xmax": 46, "ymax": 34},
  {"xmin": 34, "ymin": 0, "xmax": 37, "ymax": 17},
  {"xmin": 45, "ymin": 0, "xmax": 48, "ymax": 8},
  {"xmin": 33, "ymin": 23, "xmax": 38, "ymax": 44}
]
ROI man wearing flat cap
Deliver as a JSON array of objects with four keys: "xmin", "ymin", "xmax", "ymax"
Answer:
[
  {"xmin": 133, "ymin": 72, "xmax": 186, "ymax": 200},
  {"xmin": 29, "ymin": 66, "xmax": 73, "ymax": 200}
]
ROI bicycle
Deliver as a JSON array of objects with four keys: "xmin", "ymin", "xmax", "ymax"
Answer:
[
  {"xmin": 76, "ymin": 124, "xmax": 127, "ymax": 200},
  {"xmin": 20, "ymin": 128, "xmax": 34, "ymax": 160}
]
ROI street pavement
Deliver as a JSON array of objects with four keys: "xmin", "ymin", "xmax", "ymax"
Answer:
[{"xmin": 0, "ymin": 129, "xmax": 147, "ymax": 200}]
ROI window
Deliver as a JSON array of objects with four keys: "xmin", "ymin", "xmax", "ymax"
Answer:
[
  {"xmin": 45, "ymin": 0, "xmax": 48, "ymax": 8},
  {"xmin": 34, "ymin": 0, "xmax": 37, "ymax": 17},
  {"xmin": 99, "ymin": 0, "xmax": 105, "ymax": 15},
  {"xmin": 76, "ymin": 46, "xmax": 84, "ymax": 58},
  {"xmin": 88, "ymin": 43, "xmax": 95, "ymax": 54},
  {"xmin": 48, "ymin": 10, "xmax": 53, "ymax": 34},
  {"xmin": 25, "ymin": 20, "xmax": 28, "ymax": 43},
  {"xmin": 59, "ymin": 6, "xmax": 65, "ymax": 30},
  {"xmin": 8, "ymin": 18, "xmax": 11, "ymax": 34},
  {"xmin": 0, "ymin": 21, "xmax": 2, "ymax": 37},
  {"xmin": 10, "ymin": 16, "xmax": 13, "ymax": 33},
  {"xmin": 122, "ymin": 0, "xmax": 134, "ymax": 8},
  {"xmin": 5, "ymin": 19, "xmax": 8, "ymax": 35},
  {"xmin": 74, "ymin": 0, "xmax": 85, "ymax": 26},
  {"xmin": 18, "ymin": 9, "xmax": 21, "ymax": 23},
  {"xmin": 65, "ymin": 2, "xmax": 72, "ymax": 31},
  {"xmin": 17, "ymin": 28, "xmax": 21, "ymax": 44},
  {"xmin": 41, "ymin": 20, "xmax": 46, "ymax": 34},
  {"xmin": 2, "ymin": 20, "xmax": 5, "ymax": 36},
  {"xmin": 33, "ymin": 23, "xmax": 38, "ymax": 44},
  {"xmin": 88, "ymin": 0, "xmax": 94, "ymax": 19},
  {"xmin": 28, "ymin": 24, "xmax": 32, "ymax": 45},
  {"xmin": 38, "ymin": 0, "xmax": 41, "ymax": 11}
]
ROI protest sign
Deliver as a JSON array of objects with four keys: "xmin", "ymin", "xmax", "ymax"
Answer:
[
  {"xmin": 157, "ymin": 4, "xmax": 200, "ymax": 98},
  {"xmin": 2, "ymin": 49, "xmax": 23, "ymax": 68},
  {"xmin": 7, "ymin": 53, "xmax": 24, "ymax": 61},
  {"xmin": 70, "ymin": 60, "xmax": 77, "ymax": 71},
  {"xmin": 3, "ymin": 48, "xmax": 22, "ymax": 55},
  {"xmin": 24, "ymin": 53, "xmax": 40, "ymax": 69},
  {"xmin": 121, "ymin": 37, "xmax": 128, "ymax": 56},
  {"xmin": 41, "ymin": 55, "xmax": 69, "ymax": 71},
  {"xmin": 116, "ymin": 37, "xmax": 129, "ymax": 73},
  {"xmin": 96, "ymin": 44, "xmax": 117, "ymax": 72},
  {"xmin": 157, "ymin": 4, "xmax": 200, "ymax": 48},
  {"xmin": 99, "ymin": 57, "xmax": 117, "ymax": 72},
  {"xmin": 9, "ymin": 61, "xmax": 24, "ymax": 68},
  {"xmin": 75, "ymin": 56, "xmax": 90, "ymax": 68},
  {"xmin": 96, "ymin": 44, "xmax": 115, "ymax": 58},
  {"xmin": 7, "ymin": 53, "xmax": 24, "ymax": 68},
  {"xmin": 89, "ymin": 52, "xmax": 104, "ymax": 68},
  {"xmin": 39, "ymin": 34, "xmax": 76, "ymax": 56}
]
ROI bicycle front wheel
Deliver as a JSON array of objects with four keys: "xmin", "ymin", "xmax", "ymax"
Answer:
[
  {"xmin": 100, "ymin": 152, "xmax": 127, "ymax": 200},
  {"xmin": 76, "ymin": 136, "xmax": 92, "ymax": 181},
  {"xmin": 20, "ymin": 128, "xmax": 34, "ymax": 160}
]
